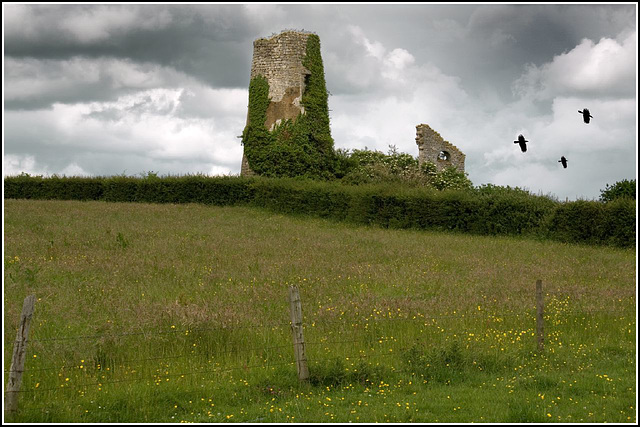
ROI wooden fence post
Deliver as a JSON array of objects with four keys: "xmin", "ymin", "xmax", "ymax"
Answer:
[
  {"xmin": 288, "ymin": 286, "xmax": 309, "ymax": 382},
  {"xmin": 536, "ymin": 280, "xmax": 544, "ymax": 352},
  {"xmin": 4, "ymin": 295, "xmax": 36, "ymax": 415}
]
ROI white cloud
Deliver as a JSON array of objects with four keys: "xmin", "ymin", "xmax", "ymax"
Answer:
[
  {"xmin": 208, "ymin": 165, "xmax": 234, "ymax": 176},
  {"xmin": 4, "ymin": 52, "xmax": 251, "ymax": 177},
  {"xmin": 60, "ymin": 163, "xmax": 91, "ymax": 177},
  {"xmin": 349, "ymin": 25, "xmax": 386, "ymax": 60},
  {"xmin": 2, "ymin": 153, "xmax": 91, "ymax": 178},
  {"xmin": 3, "ymin": 154, "xmax": 45, "ymax": 177},
  {"xmin": 513, "ymin": 30, "xmax": 637, "ymax": 100},
  {"xmin": 328, "ymin": 28, "xmax": 474, "ymax": 157},
  {"xmin": 84, "ymin": 88, "xmax": 183, "ymax": 121},
  {"xmin": 4, "ymin": 88, "xmax": 246, "ymax": 177},
  {"xmin": 177, "ymin": 87, "xmax": 248, "ymax": 119},
  {"xmin": 461, "ymin": 28, "xmax": 637, "ymax": 200},
  {"xmin": 474, "ymin": 93, "xmax": 636, "ymax": 200},
  {"xmin": 540, "ymin": 97, "xmax": 636, "ymax": 153},
  {"xmin": 381, "ymin": 48, "xmax": 415, "ymax": 82}
]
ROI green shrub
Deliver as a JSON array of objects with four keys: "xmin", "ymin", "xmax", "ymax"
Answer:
[
  {"xmin": 543, "ymin": 194, "xmax": 636, "ymax": 248},
  {"xmin": 599, "ymin": 179, "xmax": 636, "ymax": 202},
  {"xmin": 545, "ymin": 200, "xmax": 623, "ymax": 246},
  {"xmin": 3, "ymin": 174, "xmax": 104, "ymax": 201},
  {"xmin": 338, "ymin": 146, "xmax": 473, "ymax": 191},
  {"xmin": 602, "ymin": 197, "xmax": 636, "ymax": 247},
  {"xmin": 470, "ymin": 184, "xmax": 557, "ymax": 236}
]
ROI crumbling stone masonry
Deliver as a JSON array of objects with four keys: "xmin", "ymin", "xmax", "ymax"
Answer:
[
  {"xmin": 415, "ymin": 124, "xmax": 465, "ymax": 172},
  {"xmin": 241, "ymin": 31, "xmax": 313, "ymax": 176}
]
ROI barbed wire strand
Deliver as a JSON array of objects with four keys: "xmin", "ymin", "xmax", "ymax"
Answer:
[
  {"xmin": 7, "ymin": 337, "xmax": 399, "ymax": 374},
  {"xmin": 7, "ymin": 342, "xmax": 297, "ymax": 374},
  {"xmin": 16, "ymin": 346, "xmax": 415, "ymax": 395},
  {"xmin": 7, "ymin": 307, "xmax": 631, "ymax": 373},
  {"xmin": 23, "ymin": 321, "xmax": 293, "ymax": 344},
  {"xmin": 10, "ymin": 305, "xmax": 632, "ymax": 346},
  {"xmin": 16, "ymin": 360, "xmax": 299, "ymax": 394}
]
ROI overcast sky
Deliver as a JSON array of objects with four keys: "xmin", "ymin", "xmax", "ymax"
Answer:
[{"xmin": 3, "ymin": 3, "xmax": 637, "ymax": 200}]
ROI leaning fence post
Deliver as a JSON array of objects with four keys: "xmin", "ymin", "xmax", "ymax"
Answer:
[
  {"xmin": 288, "ymin": 286, "xmax": 309, "ymax": 382},
  {"xmin": 536, "ymin": 280, "xmax": 544, "ymax": 352},
  {"xmin": 4, "ymin": 295, "xmax": 36, "ymax": 415}
]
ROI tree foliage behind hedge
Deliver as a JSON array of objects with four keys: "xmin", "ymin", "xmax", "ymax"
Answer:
[
  {"xmin": 4, "ymin": 174, "xmax": 635, "ymax": 248},
  {"xmin": 337, "ymin": 146, "xmax": 473, "ymax": 191},
  {"xmin": 599, "ymin": 179, "xmax": 636, "ymax": 202}
]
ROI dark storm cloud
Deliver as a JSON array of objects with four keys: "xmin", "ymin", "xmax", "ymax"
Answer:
[
  {"xmin": 4, "ymin": 56, "xmax": 190, "ymax": 110},
  {"xmin": 6, "ymin": 3, "xmax": 633, "ymax": 102},
  {"xmin": 315, "ymin": 4, "xmax": 636, "ymax": 100},
  {"xmin": 460, "ymin": 5, "xmax": 635, "ymax": 95},
  {"xmin": 4, "ymin": 4, "xmax": 259, "ymax": 89}
]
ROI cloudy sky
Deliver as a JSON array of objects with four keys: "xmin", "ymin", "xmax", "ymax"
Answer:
[{"xmin": 3, "ymin": 3, "xmax": 637, "ymax": 200}]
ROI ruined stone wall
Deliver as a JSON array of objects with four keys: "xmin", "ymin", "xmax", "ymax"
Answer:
[
  {"xmin": 241, "ymin": 31, "xmax": 312, "ymax": 176},
  {"xmin": 415, "ymin": 124, "xmax": 465, "ymax": 172}
]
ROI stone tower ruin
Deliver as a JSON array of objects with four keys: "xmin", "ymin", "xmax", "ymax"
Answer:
[
  {"xmin": 415, "ymin": 124, "xmax": 465, "ymax": 172},
  {"xmin": 241, "ymin": 30, "xmax": 314, "ymax": 176}
]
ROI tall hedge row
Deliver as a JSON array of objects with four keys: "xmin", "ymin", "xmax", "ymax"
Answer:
[
  {"xmin": 4, "ymin": 175, "xmax": 635, "ymax": 248},
  {"xmin": 545, "ymin": 198, "xmax": 636, "ymax": 248}
]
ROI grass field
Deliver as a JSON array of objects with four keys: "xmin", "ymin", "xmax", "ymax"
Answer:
[{"xmin": 3, "ymin": 199, "xmax": 637, "ymax": 423}]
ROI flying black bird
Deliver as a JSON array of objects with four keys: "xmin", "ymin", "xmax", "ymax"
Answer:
[
  {"xmin": 514, "ymin": 134, "xmax": 528, "ymax": 152},
  {"xmin": 558, "ymin": 156, "xmax": 568, "ymax": 169},
  {"xmin": 578, "ymin": 108, "xmax": 593, "ymax": 124}
]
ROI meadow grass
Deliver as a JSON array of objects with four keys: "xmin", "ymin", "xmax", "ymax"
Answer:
[{"xmin": 3, "ymin": 199, "xmax": 636, "ymax": 423}]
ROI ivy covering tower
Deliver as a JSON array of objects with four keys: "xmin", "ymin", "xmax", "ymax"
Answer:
[{"xmin": 241, "ymin": 30, "xmax": 336, "ymax": 179}]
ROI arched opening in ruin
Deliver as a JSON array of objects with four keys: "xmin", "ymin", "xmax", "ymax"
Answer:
[{"xmin": 438, "ymin": 150, "xmax": 450, "ymax": 161}]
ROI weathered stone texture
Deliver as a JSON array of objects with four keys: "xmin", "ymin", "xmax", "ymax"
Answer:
[
  {"xmin": 415, "ymin": 124, "xmax": 465, "ymax": 172},
  {"xmin": 251, "ymin": 31, "xmax": 311, "ymax": 118},
  {"xmin": 241, "ymin": 31, "xmax": 313, "ymax": 176},
  {"xmin": 240, "ymin": 153, "xmax": 254, "ymax": 177}
]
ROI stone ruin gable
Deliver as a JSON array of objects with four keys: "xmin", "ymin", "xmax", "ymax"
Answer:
[
  {"xmin": 415, "ymin": 124, "xmax": 466, "ymax": 172},
  {"xmin": 241, "ymin": 30, "xmax": 314, "ymax": 176},
  {"xmin": 251, "ymin": 30, "xmax": 312, "ymax": 129}
]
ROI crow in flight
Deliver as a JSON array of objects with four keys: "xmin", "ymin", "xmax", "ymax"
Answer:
[
  {"xmin": 514, "ymin": 134, "xmax": 528, "ymax": 152},
  {"xmin": 578, "ymin": 108, "xmax": 593, "ymax": 124},
  {"xmin": 558, "ymin": 156, "xmax": 568, "ymax": 169}
]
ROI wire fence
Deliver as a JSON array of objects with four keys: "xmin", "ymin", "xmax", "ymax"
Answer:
[
  {"xmin": 4, "ymin": 283, "xmax": 636, "ymax": 416},
  {"xmin": 7, "ymin": 307, "xmax": 632, "ymax": 349}
]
